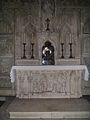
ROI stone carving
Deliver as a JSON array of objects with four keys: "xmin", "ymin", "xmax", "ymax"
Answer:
[
  {"xmin": 41, "ymin": 0, "xmax": 55, "ymax": 17},
  {"xmin": 16, "ymin": 69, "xmax": 82, "ymax": 98}
]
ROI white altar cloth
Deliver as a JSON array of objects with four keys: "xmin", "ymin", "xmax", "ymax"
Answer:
[{"xmin": 10, "ymin": 65, "xmax": 89, "ymax": 83}]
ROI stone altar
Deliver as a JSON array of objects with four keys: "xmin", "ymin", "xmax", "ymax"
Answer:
[{"xmin": 10, "ymin": 65, "xmax": 89, "ymax": 98}]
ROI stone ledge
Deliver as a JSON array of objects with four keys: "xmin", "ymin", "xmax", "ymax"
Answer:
[{"xmin": 10, "ymin": 111, "xmax": 90, "ymax": 119}]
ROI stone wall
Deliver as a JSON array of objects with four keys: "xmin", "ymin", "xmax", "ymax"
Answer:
[{"xmin": 0, "ymin": 0, "xmax": 90, "ymax": 95}]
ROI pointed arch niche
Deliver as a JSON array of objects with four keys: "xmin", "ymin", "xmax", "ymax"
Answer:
[
  {"xmin": 57, "ymin": 23, "xmax": 80, "ymax": 65},
  {"xmin": 37, "ymin": 32, "xmax": 58, "ymax": 65},
  {"xmin": 60, "ymin": 24, "xmax": 73, "ymax": 58}
]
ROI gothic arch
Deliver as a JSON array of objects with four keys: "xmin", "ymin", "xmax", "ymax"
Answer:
[
  {"xmin": 60, "ymin": 23, "xmax": 71, "ymax": 33},
  {"xmin": 60, "ymin": 23, "xmax": 72, "ymax": 43},
  {"xmin": 59, "ymin": 23, "xmax": 72, "ymax": 58}
]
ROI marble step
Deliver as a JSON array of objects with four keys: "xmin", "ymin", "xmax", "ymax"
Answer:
[
  {"xmin": 9, "ymin": 111, "xmax": 90, "ymax": 119},
  {"xmin": 10, "ymin": 118, "xmax": 90, "ymax": 120},
  {"xmin": 7, "ymin": 97, "xmax": 90, "ymax": 119}
]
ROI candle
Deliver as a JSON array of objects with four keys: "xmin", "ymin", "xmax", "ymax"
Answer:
[
  {"xmin": 61, "ymin": 35, "xmax": 63, "ymax": 43},
  {"xmin": 61, "ymin": 36, "xmax": 62, "ymax": 43},
  {"xmin": 73, "ymin": 33, "xmax": 74, "ymax": 43},
  {"xmin": 32, "ymin": 33, "xmax": 33, "ymax": 43},
  {"xmin": 70, "ymin": 33, "xmax": 72, "ymax": 43},
  {"xmin": 23, "ymin": 32, "xmax": 26, "ymax": 43}
]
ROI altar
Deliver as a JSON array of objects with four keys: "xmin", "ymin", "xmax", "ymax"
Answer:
[{"xmin": 10, "ymin": 65, "xmax": 89, "ymax": 98}]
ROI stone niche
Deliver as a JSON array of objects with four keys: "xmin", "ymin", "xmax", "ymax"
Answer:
[{"xmin": 37, "ymin": 32, "xmax": 58, "ymax": 65}]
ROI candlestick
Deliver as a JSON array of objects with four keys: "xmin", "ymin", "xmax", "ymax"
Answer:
[
  {"xmin": 21, "ymin": 42, "xmax": 27, "ymax": 59},
  {"xmin": 31, "ymin": 43, "xmax": 34, "ymax": 59},
  {"xmin": 69, "ymin": 43, "xmax": 73, "ymax": 58},
  {"xmin": 61, "ymin": 43, "xmax": 64, "ymax": 58}
]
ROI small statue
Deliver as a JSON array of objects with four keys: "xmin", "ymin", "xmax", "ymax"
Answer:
[{"xmin": 42, "ymin": 41, "xmax": 55, "ymax": 65}]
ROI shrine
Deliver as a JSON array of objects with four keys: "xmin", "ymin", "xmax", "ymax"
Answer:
[
  {"xmin": 0, "ymin": 0, "xmax": 90, "ymax": 119},
  {"xmin": 10, "ymin": 15, "xmax": 89, "ymax": 99},
  {"xmin": 9, "ymin": 2, "xmax": 90, "ymax": 99},
  {"xmin": 9, "ymin": 9, "xmax": 90, "ymax": 99}
]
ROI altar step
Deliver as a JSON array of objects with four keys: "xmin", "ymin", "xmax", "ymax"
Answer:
[
  {"xmin": 10, "ymin": 118, "xmax": 90, "ymax": 120},
  {"xmin": 7, "ymin": 97, "xmax": 90, "ymax": 120},
  {"xmin": 9, "ymin": 112, "xmax": 90, "ymax": 120}
]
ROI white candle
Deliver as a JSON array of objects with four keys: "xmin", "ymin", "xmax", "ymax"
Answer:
[
  {"xmin": 32, "ymin": 33, "xmax": 34, "ymax": 43},
  {"xmin": 61, "ymin": 36, "xmax": 62, "ymax": 43},
  {"xmin": 23, "ymin": 32, "xmax": 26, "ymax": 43},
  {"xmin": 70, "ymin": 34, "xmax": 72, "ymax": 43},
  {"xmin": 73, "ymin": 33, "xmax": 74, "ymax": 43},
  {"xmin": 61, "ymin": 35, "xmax": 63, "ymax": 43}
]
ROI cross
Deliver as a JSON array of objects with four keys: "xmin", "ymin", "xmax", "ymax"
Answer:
[{"xmin": 45, "ymin": 18, "xmax": 50, "ymax": 31}]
